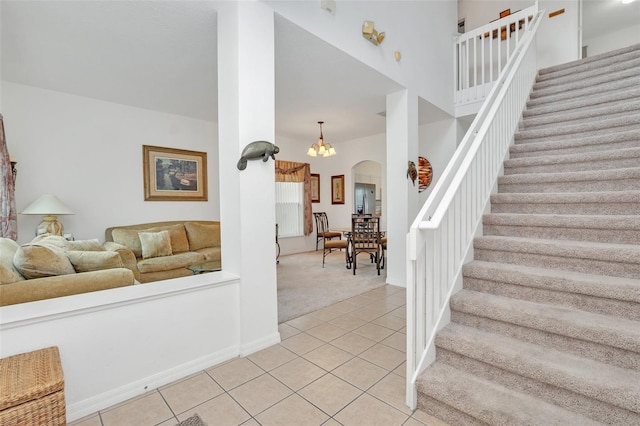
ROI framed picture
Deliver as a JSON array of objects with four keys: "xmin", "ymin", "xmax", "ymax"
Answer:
[
  {"xmin": 331, "ymin": 174, "xmax": 345, "ymax": 205},
  {"xmin": 143, "ymin": 145, "xmax": 208, "ymax": 201},
  {"xmin": 310, "ymin": 173, "xmax": 320, "ymax": 203}
]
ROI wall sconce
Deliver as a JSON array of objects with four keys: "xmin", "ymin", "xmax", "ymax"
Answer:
[{"xmin": 362, "ymin": 21, "xmax": 385, "ymax": 46}]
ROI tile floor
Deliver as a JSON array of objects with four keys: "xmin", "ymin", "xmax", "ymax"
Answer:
[{"xmin": 69, "ymin": 285, "xmax": 446, "ymax": 426}]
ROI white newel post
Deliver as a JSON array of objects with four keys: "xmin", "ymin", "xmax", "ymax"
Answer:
[
  {"xmin": 217, "ymin": 1, "xmax": 280, "ymax": 354},
  {"xmin": 386, "ymin": 90, "xmax": 419, "ymax": 288}
]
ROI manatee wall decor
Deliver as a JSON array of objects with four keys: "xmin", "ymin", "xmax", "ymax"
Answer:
[{"xmin": 237, "ymin": 141, "xmax": 280, "ymax": 170}]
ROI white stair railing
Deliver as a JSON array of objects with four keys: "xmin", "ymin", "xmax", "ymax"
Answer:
[
  {"xmin": 455, "ymin": 4, "xmax": 538, "ymax": 114},
  {"xmin": 406, "ymin": 9, "xmax": 544, "ymax": 410}
]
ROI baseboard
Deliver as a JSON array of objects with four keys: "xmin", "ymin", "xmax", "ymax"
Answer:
[
  {"xmin": 66, "ymin": 346, "xmax": 239, "ymax": 422},
  {"xmin": 239, "ymin": 331, "xmax": 281, "ymax": 356}
]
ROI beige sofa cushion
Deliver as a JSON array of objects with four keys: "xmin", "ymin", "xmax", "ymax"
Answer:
[
  {"xmin": 139, "ymin": 231, "xmax": 173, "ymax": 259},
  {"xmin": 14, "ymin": 244, "xmax": 76, "ymax": 279},
  {"xmin": 67, "ymin": 250, "xmax": 125, "ymax": 273},
  {"xmin": 0, "ymin": 238, "xmax": 24, "ymax": 284},
  {"xmin": 137, "ymin": 251, "xmax": 205, "ymax": 274},
  {"xmin": 111, "ymin": 224, "xmax": 190, "ymax": 257},
  {"xmin": 33, "ymin": 235, "xmax": 104, "ymax": 251},
  {"xmin": 111, "ymin": 228, "xmax": 144, "ymax": 257},
  {"xmin": 185, "ymin": 222, "xmax": 219, "ymax": 251}
]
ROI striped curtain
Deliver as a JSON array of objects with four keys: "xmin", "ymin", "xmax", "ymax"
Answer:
[
  {"xmin": 275, "ymin": 160, "xmax": 313, "ymax": 235},
  {"xmin": 0, "ymin": 114, "xmax": 18, "ymax": 240}
]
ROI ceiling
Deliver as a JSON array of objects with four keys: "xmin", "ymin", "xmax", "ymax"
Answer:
[{"xmin": 1, "ymin": 1, "xmax": 637, "ymax": 145}]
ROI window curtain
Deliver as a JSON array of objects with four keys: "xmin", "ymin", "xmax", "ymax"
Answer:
[
  {"xmin": 0, "ymin": 114, "xmax": 18, "ymax": 241},
  {"xmin": 275, "ymin": 160, "xmax": 313, "ymax": 235}
]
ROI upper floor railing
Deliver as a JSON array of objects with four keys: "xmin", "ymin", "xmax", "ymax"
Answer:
[
  {"xmin": 454, "ymin": 4, "xmax": 538, "ymax": 115},
  {"xmin": 406, "ymin": 8, "xmax": 544, "ymax": 409}
]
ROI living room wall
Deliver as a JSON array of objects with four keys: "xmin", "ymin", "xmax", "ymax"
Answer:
[{"xmin": 1, "ymin": 82, "xmax": 220, "ymax": 245}]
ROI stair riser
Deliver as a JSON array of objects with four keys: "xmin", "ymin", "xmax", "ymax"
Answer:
[
  {"xmin": 505, "ymin": 156, "xmax": 640, "ymax": 174},
  {"xmin": 463, "ymin": 277, "xmax": 640, "ymax": 321},
  {"xmin": 491, "ymin": 201, "xmax": 640, "ymax": 215},
  {"xmin": 416, "ymin": 394, "xmax": 484, "ymax": 426},
  {"xmin": 509, "ymin": 134, "xmax": 640, "ymax": 158},
  {"xmin": 498, "ymin": 178, "xmax": 640, "ymax": 193},
  {"xmin": 526, "ymin": 77, "xmax": 640, "ymax": 109},
  {"xmin": 474, "ymin": 247, "xmax": 640, "ymax": 279},
  {"xmin": 538, "ymin": 45, "xmax": 640, "ymax": 79},
  {"xmin": 524, "ymin": 88, "xmax": 640, "ymax": 119},
  {"xmin": 514, "ymin": 121, "xmax": 640, "ymax": 144},
  {"xmin": 521, "ymin": 104, "xmax": 640, "ymax": 130},
  {"xmin": 434, "ymin": 349, "xmax": 640, "ymax": 425},
  {"xmin": 483, "ymin": 223, "xmax": 640, "ymax": 245},
  {"xmin": 531, "ymin": 68, "xmax": 640, "ymax": 100},
  {"xmin": 451, "ymin": 310, "xmax": 640, "ymax": 370},
  {"xmin": 534, "ymin": 56, "xmax": 640, "ymax": 90}
]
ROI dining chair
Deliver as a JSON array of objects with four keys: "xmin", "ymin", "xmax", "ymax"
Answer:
[
  {"xmin": 322, "ymin": 233, "xmax": 351, "ymax": 269},
  {"xmin": 350, "ymin": 215, "xmax": 383, "ymax": 275},
  {"xmin": 313, "ymin": 212, "xmax": 342, "ymax": 251}
]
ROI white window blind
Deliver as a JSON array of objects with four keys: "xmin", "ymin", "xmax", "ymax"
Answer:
[{"xmin": 275, "ymin": 182, "xmax": 304, "ymax": 237}]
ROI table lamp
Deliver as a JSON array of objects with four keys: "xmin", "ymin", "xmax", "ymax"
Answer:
[{"xmin": 21, "ymin": 194, "xmax": 74, "ymax": 236}]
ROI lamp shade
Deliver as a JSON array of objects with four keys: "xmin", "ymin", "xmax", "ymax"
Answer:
[{"xmin": 21, "ymin": 195, "xmax": 74, "ymax": 215}]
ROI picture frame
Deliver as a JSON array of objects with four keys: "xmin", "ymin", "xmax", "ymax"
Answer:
[
  {"xmin": 331, "ymin": 174, "xmax": 345, "ymax": 205},
  {"xmin": 143, "ymin": 145, "xmax": 208, "ymax": 201},
  {"xmin": 310, "ymin": 173, "xmax": 320, "ymax": 203}
]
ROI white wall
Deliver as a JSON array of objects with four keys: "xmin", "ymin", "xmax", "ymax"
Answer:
[
  {"xmin": 0, "ymin": 273, "xmax": 242, "ymax": 422},
  {"xmin": 266, "ymin": 0, "xmax": 457, "ymax": 116},
  {"xmin": 2, "ymin": 82, "xmax": 220, "ymax": 244},
  {"xmin": 418, "ymin": 118, "xmax": 461, "ymax": 206},
  {"xmin": 583, "ymin": 23, "xmax": 640, "ymax": 57},
  {"xmin": 458, "ymin": 0, "xmax": 580, "ymax": 69}
]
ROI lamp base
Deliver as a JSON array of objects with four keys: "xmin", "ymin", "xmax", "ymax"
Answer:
[{"xmin": 36, "ymin": 215, "xmax": 64, "ymax": 236}]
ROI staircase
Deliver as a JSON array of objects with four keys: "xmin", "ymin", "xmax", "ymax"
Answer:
[{"xmin": 415, "ymin": 44, "xmax": 640, "ymax": 425}]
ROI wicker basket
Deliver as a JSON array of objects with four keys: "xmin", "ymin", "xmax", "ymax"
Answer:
[{"xmin": 0, "ymin": 346, "xmax": 66, "ymax": 426}]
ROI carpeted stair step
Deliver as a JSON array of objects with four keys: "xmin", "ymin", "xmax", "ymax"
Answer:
[
  {"xmin": 462, "ymin": 260, "xmax": 640, "ymax": 321},
  {"xmin": 416, "ymin": 363, "xmax": 601, "ymax": 426},
  {"xmin": 537, "ymin": 43, "xmax": 640, "ymax": 81},
  {"xmin": 509, "ymin": 128, "xmax": 640, "ymax": 158},
  {"xmin": 525, "ymin": 75, "xmax": 640, "ymax": 110},
  {"xmin": 523, "ymin": 86, "xmax": 640, "ymax": 119},
  {"xmin": 482, "ymin": 213, "xmax": 640, "ymax": 244},
  {"xmin": 434, "ymin": 324, "xmax": 640, "ymax": 424},
  {"xmin": 521, "ymin": 98, "xmax": 640, "ymax": 130},
  {"xmin": 531, "ymin": 66, "xmax": 640, "ymax": 100},
  {"xmin": 504, "ymin": 147, "xmax": 640, "ymax": 174},
  {"xmin": 473, "ymin": 235, "xmax": 640, "ymax": 279},
  {"xmin": 514, "ymin": 113, "xmax": 640, "ymax": 144},
  {"xmin": 490, "ymin": 191, "xmax": 640, "ymax": 215},
  {"xmin": 449, "ymin": 290, "xmax": 640, "ymax": 370},
  {"xmin": 498, "ymin": 167, "xmax": 640, "ymax": 193},
  {"xmin": 533, "ymin": 55, "xmax": 640, "ymax": 92}
]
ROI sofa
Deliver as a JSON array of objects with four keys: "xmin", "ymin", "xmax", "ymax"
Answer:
[
  {"xmin": 105, "ymin": 220, "xmax": 221, "ymax": 283},
  {"xmin": 0, "ymin": 236, "xmax": 136, "ymax": 307}
]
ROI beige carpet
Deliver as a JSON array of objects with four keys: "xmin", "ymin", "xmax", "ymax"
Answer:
[{"xmin": 277, "ymin": 249, "xmax": 387, "ymax": 323}]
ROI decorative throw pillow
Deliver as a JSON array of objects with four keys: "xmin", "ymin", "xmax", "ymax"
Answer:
[
  {"xmin": 112, "ymin": 228, "xmax": 144, "ymax": 257},
  {"xmin": 66, "ymin": 250, "xmax": 124, "ymax": 273},
  {"xmin": 0, "ymin": 238, "xmax": 25, "ymax": 284},
  {"xmin": 184, "ymin": 222, "xmax": 220, "ymax": 251},
  {"xmin": 138, "ymin": 231, "xmax": 173, "ymax": 259},
  {"xmin": 148, "ymin": 224, "xmax": 190, "ymax": 253},
  {"xmin": 13, "ymin": 244, "xmax": 76, "ymax": 279}
]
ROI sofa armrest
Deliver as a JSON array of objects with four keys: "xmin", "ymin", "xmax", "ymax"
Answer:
[
  {"xmin": 103, "ymin": 241, "xmax": 140, "ymax": 282},
  {"xmin": 0, "ymin": 268, "xmax": 135, "ymax": 307}
]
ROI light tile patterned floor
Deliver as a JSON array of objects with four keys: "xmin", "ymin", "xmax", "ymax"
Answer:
[{"xmin": 69, "ymin": 285, "xmax": 447, "ymax": 426}]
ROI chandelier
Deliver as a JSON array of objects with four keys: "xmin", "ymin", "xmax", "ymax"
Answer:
[{"xmin": 307, "ymin": 121, "xmax": 336, "ymax": 157}]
